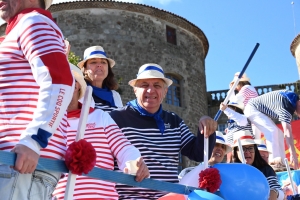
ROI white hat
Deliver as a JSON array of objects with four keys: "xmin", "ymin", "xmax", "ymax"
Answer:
[
  {"xmin": 77, "ymin": 46, "xmax": 115, "ymax": 69},
  {"xmin": 128, "ymin": 63, "xmax": 173, "ymax": 87},
  {"xmin": 45, "ymin": 0, "xmax": 53, "ymax": 10},
  {"xmin": 70, "ymin": 63, "xmax": 87, "ymax": 100},
  {"xmin": 232, "ymin": 130, "xmax": 256, "ymax": 147},
  {"xmin": 255, "ymin": 139, "xmax": 272, "ymax": 154},
  {"xmin": 228, "ymin": 94, "xmax": 245, "ymax": 110},
  {"xmin": 230, "ymin": 72, "xmax": 250, "ymax": 86},
  {"xmin": 216, "ymin": 131, "xmax": 232, "ymax": 154}
]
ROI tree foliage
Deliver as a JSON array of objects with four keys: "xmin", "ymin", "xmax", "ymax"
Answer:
[{"xmin": 68, "ymin": 51, "xmax": 82, "ymax": 66}]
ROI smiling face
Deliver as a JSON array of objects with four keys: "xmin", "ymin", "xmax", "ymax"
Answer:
[
  {"xmin": 134, "ymin": 78, "xmax": 168, "ymax": 114},
  {"xmin": 237, "ymin": 145, "xmax": 255, "ymax": 165},
  {"xmin": 0, "ymin": 0, "xmax": 25, "ymax": 22},
  {"xmin": 84, "ymin": 58, "xmax": 109, "ymax": 87},
  {"xmin": 209, "ymin": 143, "xmax": 227, "ymax": 165}
]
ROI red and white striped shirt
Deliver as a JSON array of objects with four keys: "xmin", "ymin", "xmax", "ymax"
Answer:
[
  {"xmin": 0, "ymin": 10, "xmax": 74, "ymax": 159},
  {"xmin": 53, "ymin": 108, "xmax": 141, "ymax": 199},
  {"xmin": 238, "ymin": 85, "xmax": 258, "ymax": 106}
]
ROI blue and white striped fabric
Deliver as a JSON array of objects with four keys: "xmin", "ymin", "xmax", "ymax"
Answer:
[
  {"xmin": 247, "ymin": 90, "xmax": 296, "ymax": 124},
  {"xmin": 226, "ymin": 119, "xmax": 253, "ymax": 146},
  {"xmin": 110, "ymin": 106, "xmax": 196, "ymax": 199}
]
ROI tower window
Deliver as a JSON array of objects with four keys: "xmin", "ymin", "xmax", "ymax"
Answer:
[
  {"xmin": 165, "ymin": 74, "xmax": 181, "ymax": 106},
  {"xmin": 166, "ymin": 26, "xmax": 177, "ymax": 45}
]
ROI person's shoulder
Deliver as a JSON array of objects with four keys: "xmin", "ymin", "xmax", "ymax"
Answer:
[
  {"xmin": 111, "ymin": 90, "xmax": 120, "ymax": 95},
  {"xmin": 162, "ymin": 109, "xmax": 183, "ymax": 122},
  {"xmin": 109, "ymin": 105, "xmax": 131, "ymax": 116},
  {"xmin": 259, "ymin": 164, "xmax": 276, "ymax": 176},
  {"xmin": 20, "ymin": 12, "xmax": 52, "ymax": 24}
]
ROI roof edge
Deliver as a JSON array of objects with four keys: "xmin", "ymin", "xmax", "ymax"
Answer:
[{"xmin": 49, "ymin": 0, "xmax": 209, "ymax": 57}]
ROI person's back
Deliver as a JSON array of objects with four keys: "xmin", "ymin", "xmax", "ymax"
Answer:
[
  {"xmin": 247, "ymin": 90, "xmax": 296, "ymax": 122},
  {"xmin": 54, "ymin": 108, "xmax": 136, "ymax": 199}
]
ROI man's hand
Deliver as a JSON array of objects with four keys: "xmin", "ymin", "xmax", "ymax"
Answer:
[
  {"xmin": 290, "ymin": 151, "xmax": 299, "ymax": 169},
  {"xmin": 219, "ymin": 102, "xmax": 227, "ymax": 111},
  {"xmin": 198, "ymin": 116, "xmax": 217, "ymax": 138},
  {"xmin": 134, "ymin": 157, "xmax": 149, "ymax": 182},
  {"xmin": 124, "ymin": 157, "xmax": 149, "ymax": 182},
  {"xmin": 11, "ymin": 144, "xmax": 39, "ymax": 174}
]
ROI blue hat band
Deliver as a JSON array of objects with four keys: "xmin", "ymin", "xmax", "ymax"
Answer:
[
  {"xmin": 258, "ymin": 144, "xmax": 267, "ymax": 149},
  {"xmin": 216, "ymin": 135, "xmax": 225, "ymax": 143},
  {"xmin": 84, "ymin": 50, "xmax": 107, "ymax": 60},
  {"xmin": 137, "ymin": 66, "xmax": 164, "ymax": 77}
]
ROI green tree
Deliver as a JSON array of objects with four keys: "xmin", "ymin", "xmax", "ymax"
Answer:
[{"xmin": 68, "ymin": 51, "xmax": 82, "ymax": 66}]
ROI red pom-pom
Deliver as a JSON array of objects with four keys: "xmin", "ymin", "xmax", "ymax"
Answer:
[
  {"xmin": 198, "ymin": 168, "xmax": 222, "ymax": 193},
  {"xmin": 65, "ymin": 139, "xmax": 96, "ymax": 175}
]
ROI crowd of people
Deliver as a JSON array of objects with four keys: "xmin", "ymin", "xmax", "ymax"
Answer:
[{"xmin": 0, "ymin": 0, "xmax": 299, "ymax": 199}]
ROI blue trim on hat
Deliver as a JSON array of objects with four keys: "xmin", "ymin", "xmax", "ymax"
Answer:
[
  {"xmin": 84, "ymin": 50, "xmax": 107, "ymax": 59},
  {"xmin": 216, "ymin": 135, "xmax": 225, "ymax": 142},
  {"xmin": 258, "ymin": 144, "xmax": 267, "ymax": 149},
  {"xmin": 137, "ymin": 66, "xmax": 164, "ymax": 77}
]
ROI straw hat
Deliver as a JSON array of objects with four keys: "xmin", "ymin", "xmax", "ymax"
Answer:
[
  {"xmin": 70, "ymin": 63, "xmax": 87, "ymax": 100},
  {"xmin": 45, "ymin": 0, "xmax": 53, "ymax": 10},
  {"xmin": 232, "ymin": 130, "xmax": 256, "ymax": 147},
  {"xmin": 216, "ymin": 131, "xmax": 232, "ymax": 154},
  {"xmin": 255, "ymin": 139, "xmax": 272, "ymax": 154},
  {"xmin": 77, "ymin": 46, "xmax": 115, "ymax": 69},
  {"xmin": 128, "ymin": 63, "xmax": 173, "ymax": 87},
  {"xmin": 228, "ymin": 94, "xmax": 245, "ymax": 110},
  {"xmin": 230, "ymin": 72, "xmax": 250, "ymax": 86}
]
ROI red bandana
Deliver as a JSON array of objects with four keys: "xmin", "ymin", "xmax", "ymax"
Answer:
[
  {"xmin": 5, "ymin": 8, "xmax": 54, "ymax": 35},
  {"xmin": 67, "ymin": 103, "xmax": 95, "ymax": 118}
]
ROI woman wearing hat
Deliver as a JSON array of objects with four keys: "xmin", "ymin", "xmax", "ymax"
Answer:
[
  {"xmin": 77, "ymin": 46, "xmax": 122, "ymax": 112},
  {"xmin": 53, "ymin": 64, "xmax": 149, "ymax": 199},
  {"xmin": 179, "ymin": 131, "xmax": 231, "ymax": 185},
  {"xmin": 232, "ymin": 130, "xmax": 284, "ymax": 200},
  {"xmin": 220, "ymin": 95, "xmax": 254, "ymax": 162},
  {"xmin": 109, "ymin": 63, "xmax": 217, "ymax": 199}
]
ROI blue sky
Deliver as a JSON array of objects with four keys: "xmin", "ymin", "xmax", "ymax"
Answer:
[{"xmin": 17, "ymin": 0, "xmax": 300, "ymax": 91}]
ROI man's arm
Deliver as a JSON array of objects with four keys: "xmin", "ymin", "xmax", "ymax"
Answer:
[
  {"xmin": 181, "ymin": 130, "xmax": 216, "ymax": 162},
  {"xmin": 181, "ymin": 116, "xmax": 217, "ymax": 162},
  {"xmin": 13, "ymin": 14, "xmax": 74, "ymax": 173},
  {"xmin": 282, "ymin": 122, "xmax": 299, "ymax": 169}
]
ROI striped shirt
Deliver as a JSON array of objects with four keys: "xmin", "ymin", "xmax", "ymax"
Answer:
[
  {"xmin": 247, "ymin": 90, "xmax": 296, "ymax": 124},
  {"xmin": 258, "ymin": 165, "xmax": 282, "ymax": 191},
  {"xmin": 53, "ymin": 108, "xmax": 140, "ymax": 199},
  {"xmin": 110, "ymin": 106, "xmax": 212, "ymax": 199},
  {"xmin": 0, "ymin": 11, "xmax": 73, "ymax": 159},
  {"xmin": 238, "ymin": 85, "xmax": 258, "ymax": 106},
  {"xmin": 93, "ymin": 90, "xmax": 123, "ymax": 112},
  {"xmin": 224, "ymin": 108, "xmax": 253, "ymax": 146}
]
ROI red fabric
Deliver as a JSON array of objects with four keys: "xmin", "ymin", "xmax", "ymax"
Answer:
[
  {"xmin": 67, "ymin": 103, "xmax": 94, "ymax": 118},
  {"xmin": 64, "ymin": 139, "xmax": 96, "ymax": 175},
  {"xmin": 233, "ymin": 135, "xmax": 253, "ymax": 144},
  {"xmin": 6, "ymin": 8, "xmax": 54, "ymax": 35},
  {"xmin": 277, "ymin": 121, "xmax": 300, "ymax": 161},
  {"xmin": 40, "ymin": 52, "xmax": 73, "ymax": 85},
  {"xmin": 198, "ymin": 168, "xmax": 222, "ymax": 193}
]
